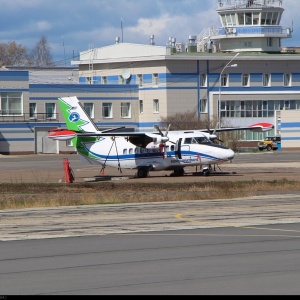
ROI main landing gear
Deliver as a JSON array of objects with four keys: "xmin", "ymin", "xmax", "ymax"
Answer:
[
  {"xmin": 171, "ymin": 168, "xmax": 185, "ymax": 177},
  {"xmin": 136, "ymin": 167, "xmax": 150, "ymax": 178}
]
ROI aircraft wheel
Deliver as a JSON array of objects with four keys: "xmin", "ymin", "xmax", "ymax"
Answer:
[
  {"xmin": 203, "ymin": 170, "xmax": 211, "ymax": 177},
  {"xmin": 172, "ymin": 168, "xmax": 185, "ymax": 177},
  {"xmin": 137, "ymin": 168, "xmax": 149, "ymax": 178}
]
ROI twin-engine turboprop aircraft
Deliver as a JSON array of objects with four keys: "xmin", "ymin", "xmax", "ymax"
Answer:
[{"xmin": 48, "ymin": 96, "xmax": 274, "ymax": 178}]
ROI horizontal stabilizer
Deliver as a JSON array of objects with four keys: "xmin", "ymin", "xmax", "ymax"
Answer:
[
  {"xmin": 213, "ymin": 122, "xmax": 274, "ymax": 133},
  {"xmin": 48, "ymin": 129, "xmax": 77, "ymax": 141}
]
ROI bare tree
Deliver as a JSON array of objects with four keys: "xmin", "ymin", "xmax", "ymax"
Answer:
[
  {"xmin": 160, "ymin": 111, "xmax": 242, "ymax": 150},
  {"xmin": 29, "ymin": 35, "xmax": 54, "ymax": 66},
  {"xmin": 0, "ymin": 41, "xmax": 29, "ymax": 66},
  {"xmin": 160, "ymin": 110, "xmax": 208, "ymax": 131}
]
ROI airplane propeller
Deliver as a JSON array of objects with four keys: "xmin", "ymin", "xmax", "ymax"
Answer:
[
  {"xmin": 155, "ymin": 124, "xmax": 182, "ymax": 159},
  {"xmin": 205, "ymin": 123, "xmax": 224, "ymax": 144},
  {"xmin": 154, "ymin": 124, "xmax": 171, "ymax": 158}
]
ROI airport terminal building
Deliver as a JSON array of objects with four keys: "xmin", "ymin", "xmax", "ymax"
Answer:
[{"xmin": 0, "ymin": 0, "xmax": 300, "ymax": 154}]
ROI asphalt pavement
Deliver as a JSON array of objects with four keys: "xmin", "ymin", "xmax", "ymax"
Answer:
[{"xmin": 0, "ymin": 150, "xmax": 299, "ymax": 183}]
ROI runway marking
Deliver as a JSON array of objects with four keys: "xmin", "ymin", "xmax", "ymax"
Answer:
[
  {"xmin": 122, "ymin": 233, "xmax": 300, "ymax": 238},
  {"xmin": 175, "ymin": 202, "xmax": 300, "ymax": 235}
]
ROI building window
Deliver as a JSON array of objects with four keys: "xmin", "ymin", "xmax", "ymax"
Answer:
[
  {"xmin": 284, "ymin": 73, "xmax": 292, "ymax": 87},
  {"xmin": 200, "ymin": 74, "xmax": 207, "ymax": 87},
  {"xmin": 139, "ymin": 100, "xmax": 144, "ymax": 114},
  {"xmin": 102, "ymin": 103, "xmax": 112, "ymax": 118},
  {"xmin": 119, "ymin": 75, "xmax": 125, "ymax": 85},
  {"xmin": 86, "ymin": 77, "xmax": 92, "ymax": 84},
  {"xmin": 220, "ymin": 99, "xmax": 300, "ymax": 119},
  {"xmin": 244, "ymin": 41, "xmax": 252, "ymax": 47},
  {"xmin": 285, "ymin": 100, "xmax": 290, "ymax": 110},
  {"xmin": 263, "ymin": 74, "xmax": 271, "ymax": 87},
  {"xmin": 29, "ymin": 103, "xmax": 37, "ymax": 119},
  {"xmin": 137, "ymin": 74, "xmax": 143, "ymax": 87},
  {"xmin": 153, "ymin": 99, "xmax": 159, "ymax": 113},
  {"xmin": 83, "ymin": 103, "xmax": 94, "ymax": 118},
  {"xmin": 221, "ymin": 74, "xmax": 228, "ymax": 87},
  {"xmin": 242, "ymin": 74, "xmax": 250, "ymax": 87},
  {"xmin": 267, "ymin": 38, "xmax": 273, "ymax": 47},
  {"xmin": 45, "ymin": 103, "xmax": 56, "ymax": 119},
  {"xmin": 121, "ymin": 102, "xmax": 131, "ymax": 118},
  {"xmin": 0, "ymin": 92, "xmax": 22, "ymax": 116},
  {"xmin": 101, "ymin": 76, "xmax": 107, "ymax": 84},
  {"xmin": 153, "ymin": 73, "xmax": 159, "ymax": 86},
  {"xmin": 200, "ymin": 98, "xmax": 207, "ymax": 113}
]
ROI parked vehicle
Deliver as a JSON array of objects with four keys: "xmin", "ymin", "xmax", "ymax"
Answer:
[{"xmin": 258, "ymin": 136, "xmax": 281, "ymax": 151}]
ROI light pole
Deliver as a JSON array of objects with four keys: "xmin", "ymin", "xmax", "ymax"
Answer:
[{"xmin": 218, "ymin": 53, "xmax": 239, "ymax": 129}]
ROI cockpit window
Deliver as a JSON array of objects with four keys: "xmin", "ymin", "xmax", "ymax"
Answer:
[
  {"xmin": 194, "ymin": 137, "xmax": 211, "ymax": 144},
  {"xmin": 184, "ymin": 137, "xmax": 211, "ymax": 145}
]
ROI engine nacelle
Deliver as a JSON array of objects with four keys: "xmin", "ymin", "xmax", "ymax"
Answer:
[{"xmin": 151, "ymin": 136, "xmax": 169, "ymax": 145}]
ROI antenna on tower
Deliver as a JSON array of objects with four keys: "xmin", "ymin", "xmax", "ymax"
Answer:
[
  {"xmin": 121, "ymin": 18, "xmax": 124, "ymax": 43},
  {"xmin": 61, "ymin": 36, "xmax": 66, "ymax": 66}
]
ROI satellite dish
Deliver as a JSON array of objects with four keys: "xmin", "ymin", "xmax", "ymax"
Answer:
[{"xmin": 122, "ymin": 69, "xmax": 131, "ymax": 80}]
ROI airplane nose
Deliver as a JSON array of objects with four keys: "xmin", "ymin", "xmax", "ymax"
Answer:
[{"xmin": 227, "ymin": 149, "xmax": 235, "ymax": 161}]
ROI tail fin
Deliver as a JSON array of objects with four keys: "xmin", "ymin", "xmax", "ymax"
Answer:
[{"xmin": 58, "ymin": 97, "xmax": 99, "ymax": 133}]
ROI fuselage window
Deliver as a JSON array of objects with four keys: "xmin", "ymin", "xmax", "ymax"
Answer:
[{"xmin": 184, "ymin": 138, "xmax": 193, "ymax": 144}]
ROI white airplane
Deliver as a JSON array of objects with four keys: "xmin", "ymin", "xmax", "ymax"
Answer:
[{"xmin": 48, "ymin": 96, "xmax": 274, "ymax": 178}]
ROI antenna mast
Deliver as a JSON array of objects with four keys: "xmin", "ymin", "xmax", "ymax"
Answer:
[{"xmin": 121, "ymin": 18, "xmax": 124, "ymax": 43}]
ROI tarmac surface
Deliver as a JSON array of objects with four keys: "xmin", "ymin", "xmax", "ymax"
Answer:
[{"xmin": 0, "ymin": 150, "xmax": 299, "ymax": 184}]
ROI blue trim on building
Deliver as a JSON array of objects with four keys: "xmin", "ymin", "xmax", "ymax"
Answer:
[
  {"xmin": 250, "ymin": 73, "xmax": 263, "ymax": 83},
  {"xmin": 0, "ymin": 89, "xmax": 29, "ymax": 92},
  {"xmin": 282, "ymin": 137, "xmax": 300, "ymax": 141},
  {"xmin": 0, "ymin": 138, "xmax": 34, "ymax": 142},
  {"xmin": 30, "ymin": 96, "xmax": 139, "ymax": 101},
  {"xmin": 29, "ymin": 84, "xmax": 139, "ymax": 93},
  {"xmin": 281, "ymin": 123, "xmax": 300, "ymax": 128},
  {"xmin": 0, "ymin": 71, "xmax": 29, "ymax": 81}
]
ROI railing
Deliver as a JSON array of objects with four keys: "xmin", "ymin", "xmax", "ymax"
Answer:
[
  {"xmin": 0, "ymin": 113, "xmax": 59, "ymax": 123},
  {"xmin": 211, "ymin": 26, "xmax": 291, "ymax": 37},
  {"xmin": 218, "ymin": 0, "xmax": 283, "ymax": 10}
]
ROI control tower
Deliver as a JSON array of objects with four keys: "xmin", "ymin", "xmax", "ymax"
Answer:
[{"xmin": 207, "ymin": 0, "xmax": 292, "ymax": 53}]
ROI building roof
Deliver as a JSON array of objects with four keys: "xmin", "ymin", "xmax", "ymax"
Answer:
[
  {"xmin": 71, "ymin": 42, "xmax": 300, "ymax": 65},
  {"xmin": 72, "ymin": 43, "xmax": 169, "ymax": 65},
  {"xmin": 5, "ymin": 66, "xmax": 79, "ymax": 84}
]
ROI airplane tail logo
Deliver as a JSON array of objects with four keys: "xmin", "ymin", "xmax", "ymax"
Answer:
[{"xmin": 58, "ymin": 97, "xmax": 98, "ymax": 133}]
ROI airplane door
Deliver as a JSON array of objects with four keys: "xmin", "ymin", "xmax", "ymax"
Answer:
[{"xmin": 181, "ymin": 145, "xmax": 191, "ymax": 159}]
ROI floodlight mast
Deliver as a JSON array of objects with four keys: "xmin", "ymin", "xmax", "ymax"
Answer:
[{"xmin": 218, "ymin": 53, "xmax": 240, "ymax": 129}]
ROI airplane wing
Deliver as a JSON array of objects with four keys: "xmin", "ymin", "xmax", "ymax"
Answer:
[
  {"xmin": 49, "ymin": 129, "xmax": 164, "ymax": 148},
  {"xmin": 78, "ymin": 131, "xmax": 164, "ymax": 148},
  {"xmin": 200, "ymin": 122, "xmax": 274, "ymax": 133}
]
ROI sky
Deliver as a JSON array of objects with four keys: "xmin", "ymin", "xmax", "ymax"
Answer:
[{"xmin": 0, "ymin": 0, "xmax": 298, "ymax": 66}]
